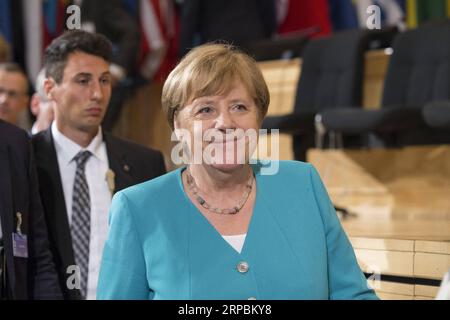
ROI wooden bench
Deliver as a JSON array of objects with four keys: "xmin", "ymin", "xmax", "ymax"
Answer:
[{"xmin": 308, "ymin": 147, "xmax": 450, "ymax": 300}]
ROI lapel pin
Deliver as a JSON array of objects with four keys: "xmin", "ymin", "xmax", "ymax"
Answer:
[
  {"xmin": 16, "ymin": 212, "xmax": 23, "ymax": 235},
  {"xmin": 105, "ymin": 169, "xmax": 116, "ymax": 194}
]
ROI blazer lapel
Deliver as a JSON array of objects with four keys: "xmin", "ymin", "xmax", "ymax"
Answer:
[
  {"xmin": 0, "ymin": 144, "xmax": 16, "ymax": 293},
  {"xmin": 38, "ymin": 129, "xmax": 76, "ymax": 269},
  {"xmin": 103, "ymin": 133, "xmax": 133, "ymax": 194}
]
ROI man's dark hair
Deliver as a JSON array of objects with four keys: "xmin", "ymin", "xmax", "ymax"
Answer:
[{"xmin": 44, "ymin": 30, "xmax": 112, "ymax": 84}]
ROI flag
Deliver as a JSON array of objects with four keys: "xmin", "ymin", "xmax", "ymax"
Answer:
[
  {"xmin": 328, "ymin": 0, "xmax": 359, "ymax": 31},
  {"xmin": 276, "ymin": 0, "xmax": 290, "ymax": 27},
  {"xmin": 9, "ymin": 0, "xmax": 25, "ymax": 67},
  {"xmin": 406, "ymin": 0, "xmax": 450, "ymax": 28},
  {"xmin": 0, "ymin": 0, "xmax": 12, "ymax": 44},
  {"xmin": 122, "ymin": 0, "xmax": 139, "ymax": 17},
  {"xmin": 376, "ymin": 0, "xmax": 405, "ymax": 28},
  {"xmin": 22, "ymin": 0, "xmax": 43, "ymax": 83},
  {"xmin": 139, "ymin": 0, "xmax": 178, "ymax": 81},
  {"xmin": 277, "ymin": 0, "xmax": 332, "ymax": 38},
  {"xmin": 23, "ymin": 0, "xmax": 68, "ymax": 84},
  {"xmin": 43, "ymin": 0, "xmax": 69, "ymax": 48},
  {"xmin": 395, "ymin": 0, "xmax": 406, "ymax": 11}
]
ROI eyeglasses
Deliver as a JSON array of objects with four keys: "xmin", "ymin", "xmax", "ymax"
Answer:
[{"xmin": 0, "ymin": 87, "xmax": 28, "ymax": 100}]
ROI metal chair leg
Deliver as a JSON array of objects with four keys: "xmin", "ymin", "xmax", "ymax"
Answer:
[{"xmin": 315, "ymin": 114, "xmax": 326, "ymax": 149}]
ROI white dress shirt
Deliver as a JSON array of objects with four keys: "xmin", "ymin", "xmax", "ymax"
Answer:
[
  {"xmin": 222, "ymin": 233, "xmax": 247, "ymax": 254},
  {"xmin": 31, "ymin": 123, "xmax": 39, "ymax": 135},
  {"xmin": 52, "ymin": 122, "xmax": 111, "ymax": 300}
]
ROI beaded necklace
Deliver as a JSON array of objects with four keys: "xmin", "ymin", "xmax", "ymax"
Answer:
[{"xmin": 185, "ymin": 168, "xmax": 254, "ymax": 214}]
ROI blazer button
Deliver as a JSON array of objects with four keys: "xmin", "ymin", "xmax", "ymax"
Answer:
[{"xmin": 237, "ymin": 261, "xmax": 249, "ymax": 273}]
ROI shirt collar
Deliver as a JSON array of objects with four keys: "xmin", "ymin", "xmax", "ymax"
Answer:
[{"xmin": 51, "ymin": 121, "xmax": 107, "ymax": 165}]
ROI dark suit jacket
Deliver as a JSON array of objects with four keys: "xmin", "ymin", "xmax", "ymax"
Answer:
[
  {"xmin": 0, "ymin": 120, "xmax": 62, "ymax": 299},
  {"xmin": 31, "ymin": 128, "xmax": 166, "ymax": 300},
  {"xmin": 179, "ymin": 0, "xmax": 276, "ymax": 57}
]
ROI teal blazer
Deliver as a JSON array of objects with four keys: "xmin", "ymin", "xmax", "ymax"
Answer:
[{"xmin": 97, "ymin": 161, "xmax": 378, "ymax": 300}]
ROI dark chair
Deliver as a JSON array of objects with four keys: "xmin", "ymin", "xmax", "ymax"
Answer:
[
  {"xmin": 262, "ymin": 29, "xmax": 369, "ymax": 160},
  {"xmin": 420, "ymin": 18, "xmax": 450, "ymax": 28},
  {"xmin": 319, "ymin": 24, "xmax": 450, "ymax": 148},
  {"xmin": 424, "ymin": 101, "xmax": 450, "ymax": 129},
  {"xmin": 366, "ymin": 26, "xmax": 399, "ymax": 50},
  {"xmin": 243, "ymin": 34, "xmax": 309, "ymax": 61},
  {"xmin": 421, "ymin": 21, "xmax": 450, "ymax": 136}
]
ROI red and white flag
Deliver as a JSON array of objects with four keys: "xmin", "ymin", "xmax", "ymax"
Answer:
[{"xmin": 139, "ymin": 0, "xmax": 178, "ymax": 81}]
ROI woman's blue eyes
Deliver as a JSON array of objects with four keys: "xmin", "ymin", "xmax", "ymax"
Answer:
[{"xmin": 198, "ymin": 106, "xmax": 212, "ymax": 114}]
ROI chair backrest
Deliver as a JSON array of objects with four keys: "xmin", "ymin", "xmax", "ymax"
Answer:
[
  {"xmin": 366, "ymin": 26, "xmax": 398, "ymax": 50},
  {"xmin": 243, "ymin": 35, "xmax": 309, "ymax": 61},
  {"xmin": 382, "ymin": 24, "xmax": 450, "ymax": 108},
  {"xmin": 293, "ymin": 29, "xmax": 368, "ymax": 112}
]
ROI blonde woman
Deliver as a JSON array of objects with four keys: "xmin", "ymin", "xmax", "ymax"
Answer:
[{"xmin": 97, "ymin": 43, "xmax": 378, "ymax": 300}]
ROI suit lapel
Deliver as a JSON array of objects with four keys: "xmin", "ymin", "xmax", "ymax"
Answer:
[
  {"xmin": 38, "ymin": 129, "xmax": 76, "ymax": 269},
  {"xmin": 0, "ymin": 144, "xmax": 16, "ymax": 293},
  {"xmin": 103, "ymin": 133, "xmax": 133, "ymax": 194}
]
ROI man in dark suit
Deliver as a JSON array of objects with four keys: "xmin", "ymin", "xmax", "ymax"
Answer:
[
  {"xmin": 32, "ymin": 30, "xmax": 166, "ymax": 300},
  {"xmin": 0, "ymin": 119, "xmax": 62, "ymax": 299}
]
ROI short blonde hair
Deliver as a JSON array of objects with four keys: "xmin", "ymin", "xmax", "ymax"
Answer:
[{"xmin": 162, "ymin": 43, "xmax": 270, "ymax": 130}]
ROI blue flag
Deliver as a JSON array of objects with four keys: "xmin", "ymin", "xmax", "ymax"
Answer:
[
  {"xmin": 328, "ymin": 0, "xmax": 359, "ymax": 30},
  {"xmin": 43, "ymin": 0, "xmax": 58, "ymax": 36},
  {"xmin": 0, "ymin": 0, "xmax": 12, "ymax": 43},
  {"xmin": 122, "ymin": 0, "xmax": 139, "ymax": 18}
]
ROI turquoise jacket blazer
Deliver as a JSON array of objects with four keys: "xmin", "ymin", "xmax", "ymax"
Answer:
[{"xmin": 97, "ymin": 161, "xmax": 378, "ymax": 300}]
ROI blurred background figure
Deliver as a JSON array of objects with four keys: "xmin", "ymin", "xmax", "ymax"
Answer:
[
  {"xmin": 74, "ymin": 0, "xmax": 141, "ymax": 132},
  {"xmin": 0, "ymin": 119, "xmax": 62, "ymax": 300},
  {"xmin": 0, "ymin": 34, "xmax": 11, "ymax": 62},
  {"xmin": 30, "ymin": 68, "xmax": 54, "ymax": 135},
  {"xmin": 76, "ymin": 0, "xmax": 140, "ymax": 84},
  {"xmin": 178, "ymin": 0, "xmax": 277, "ymax": 57},
  {"xmin": 0, "ymin": 63, "xmax": 29, "ymax": 127}
]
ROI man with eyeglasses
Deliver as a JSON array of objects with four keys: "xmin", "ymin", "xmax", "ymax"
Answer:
[{"xmin": 0, "ymin": 63, "xmax": 30, "ymax": 126}]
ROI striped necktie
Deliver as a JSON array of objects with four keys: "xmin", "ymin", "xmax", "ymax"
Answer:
[{"xmin": 71, "ymin": 150, "xmax": 92, "ymax": 299}]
